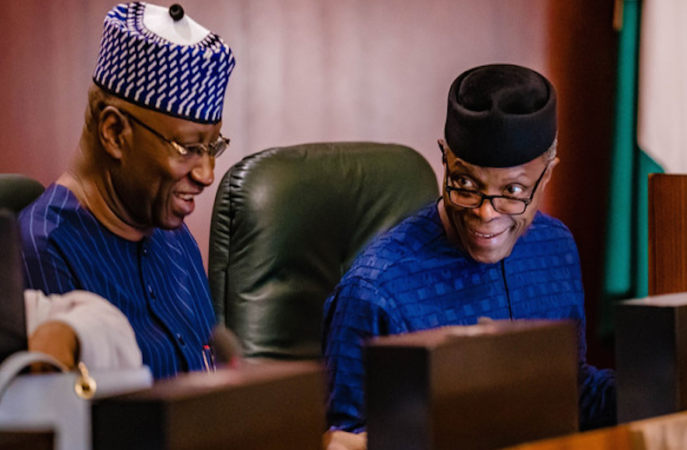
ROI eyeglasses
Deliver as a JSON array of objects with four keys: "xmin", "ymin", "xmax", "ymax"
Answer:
[
  {"xmin": 122, "ymin": 110, "xmax": 230, "ymax": 159},
  {"xmin": 444, "ymin": 164, "xmax": 549, "ymax": 215}
]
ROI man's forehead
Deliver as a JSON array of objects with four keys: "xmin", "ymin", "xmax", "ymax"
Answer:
[
  {"xmin": 127, "ymin": 101, "xmax": 220, "ymax": 128},
  {"xmin": 122, "ymin": 102, "xmax": 223, "ymax": 145},
  {"xmin": 446, "ymin": 152, "xmax": 540, "ymax": 179}
]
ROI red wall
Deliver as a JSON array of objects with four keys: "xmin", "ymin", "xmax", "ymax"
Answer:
[{"xmin": 0, "ymin": 0, "xmax": 619, "ymax": 366}]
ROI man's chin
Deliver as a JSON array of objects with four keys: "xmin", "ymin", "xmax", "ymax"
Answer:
[
  {"xmin": 470, "ymin": 254, "xmax": 504, "ymax": 264},
  {"xmin": 466, "ymin": 246, "xmax": 513, "ymax": 264},
  {"xmin": 156, "ymin": 215, "xmax": 186, "ymax": 230}
]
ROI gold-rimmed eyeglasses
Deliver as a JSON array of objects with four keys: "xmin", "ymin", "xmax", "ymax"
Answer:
[{"xmin": 122, "ymin": 110, "xmax": 230, "ymax": 159}]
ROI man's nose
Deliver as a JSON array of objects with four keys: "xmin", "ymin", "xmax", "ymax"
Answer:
[
  {"xmin": 190, "ymin": 154, "xmax": 215, "ymax": 186},
  {"xmin": 471, "ymin": 197, "xmax": 501, "ymax": 220}
]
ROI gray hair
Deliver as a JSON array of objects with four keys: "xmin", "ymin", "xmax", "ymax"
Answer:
[
  {"xmin": 83, "ymin": 84, "xmax": 124, "ymax": 133},
  {"xmin": 542, "ymin": 136, "xmax": 558, "ymax": 162}
]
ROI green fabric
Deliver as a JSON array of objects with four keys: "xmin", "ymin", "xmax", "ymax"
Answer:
[
  {"xmin": 600, "ymin": 0, "xmax": 664, "ymax": 337},
  {"xmin": 208, "ymin": 142, "xmax": 439, "ymax": 360}
]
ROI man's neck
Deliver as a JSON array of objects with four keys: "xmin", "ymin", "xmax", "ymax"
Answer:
[{"xmin": 57, "ymin": 170, "xmax": 152, "ymax": 242}]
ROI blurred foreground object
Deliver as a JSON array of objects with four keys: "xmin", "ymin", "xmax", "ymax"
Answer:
[
  {"xmin": 92, "ymin": 360, "xmax": 324, "ymax": 449},
  {"xmin": 615, "ymin": 292, "xmax": 687, "ymax": 423},
  {"xmin": 365, "ymin": 320, "xmax": 578, "ymax": 450}
]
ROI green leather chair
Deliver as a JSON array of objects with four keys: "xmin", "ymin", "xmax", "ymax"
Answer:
[
  {"xmin": 0, "ymin": 174, "xmax": 45, "ymax": 214},
  {"xmin": 209, "ymin": 142, "xmax": 439, "ymax": 360}
]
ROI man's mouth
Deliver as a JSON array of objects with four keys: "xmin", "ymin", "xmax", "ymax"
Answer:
[
  {"xmin": 472, "ymin": 229, "xmax": 507, "ymax": 239},
  {"xmin": 467, "ymin": 227, "xmax": 510, "ymax": 246},
  {"xmin": 175, "ymin": 193, "xmax": 196, "ymax": 202},
  {"xmin": 172, "ymin": 191, "xmax": 201, "ymax": 216}
]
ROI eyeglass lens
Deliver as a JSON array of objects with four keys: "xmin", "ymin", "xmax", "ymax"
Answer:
[{"xmin": 448, "ymin": 191, "xmax": 526, "ymax": 214}]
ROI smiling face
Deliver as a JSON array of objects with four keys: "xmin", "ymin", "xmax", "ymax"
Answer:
[
  {"xmin": 110, "ymin": 103, "xmax": 222, "ymax": 231},
  {"xmin": 439, "ymin": 144, "xmax": 557, "ymax": 264}
]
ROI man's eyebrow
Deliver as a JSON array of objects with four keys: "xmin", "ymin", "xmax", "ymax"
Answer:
[
  {"xmin": 448, "ymin": 169, "xmax": 536, "ymax": 189},
  {"xmin": 502, "ymin": 172, "xmax": 531, "ymax": 183},
  {"xmin": 448, "ymin": 160, "xmax": 473, "ymax": 175},
  {"xmin": 447, "ymin": 168, "xmax": 475, "ymax": 180}
]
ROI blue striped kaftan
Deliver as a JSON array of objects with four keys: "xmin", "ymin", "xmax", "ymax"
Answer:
[{"xmin": 19, "ymin": 184, "xmax": 216, "ymax": 379}]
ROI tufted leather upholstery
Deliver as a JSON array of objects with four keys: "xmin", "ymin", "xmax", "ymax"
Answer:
[
  {"xmin": 208, "ymin": 142, "xmax": 439, "ymax": 360},
  {"xmin": 0, "ymin": 174, "xmax": 44, "ymax": 214}
]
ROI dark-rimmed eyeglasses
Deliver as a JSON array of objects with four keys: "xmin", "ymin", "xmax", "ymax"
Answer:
[
  {"xmin": 122, "ymin": 110, "xmax": 230, "ymax": 159},
  {"xmin": 444, "ymin": 164, "xmax": 549, "ymax": 215}
]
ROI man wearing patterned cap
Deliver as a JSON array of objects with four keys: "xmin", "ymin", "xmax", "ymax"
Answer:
[
  {"xmin": 323, "ymin": 64, "xmax": 616, "ymax": 449},
  {"xmin": 19, "ymin": 2, "xmax": 235, "ymax": 379}
]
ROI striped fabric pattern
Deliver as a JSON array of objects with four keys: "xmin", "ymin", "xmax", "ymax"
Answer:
[
  {"xmin": 93, "ymin": 2, "xmax": 236, "ymax": 124},
  {"xmin": 19, "ymin": 184, "xmax": 216, "ymax": 379},
  {"xmin": 323, "ymin": 202, "xmax": 615, "ymax": 432}
]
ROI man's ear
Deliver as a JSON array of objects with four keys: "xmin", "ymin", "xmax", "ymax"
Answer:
[
  {"xmin": 437, "ymin": 139, "xmax": 447, "ymax": 164},
  {"xmin": 98, "ymin": 106, "xmax": 127, "ymax": 160},
  {"xmin": 540, "ymin": 157, "xmax": 560, "ymax": 190}
]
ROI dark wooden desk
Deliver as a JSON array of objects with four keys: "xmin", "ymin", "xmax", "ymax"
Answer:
[
  {"xmin": 366, "ymin": 320, "xmax": 578, "ymax": 450},
  {"xmin": 0, "ymin": 430, "xmax": 53, "ymax": 450},
  {"xmin": 616, "ymin": 293, "xmax": 687, "ymax": 422},
  {"xmin": 501, "ymin": 409, "xmax": 687, "ymax": 450},
  {"xmin": 92, "ymin": 360, "xmax": 325, "ymax": 450}
]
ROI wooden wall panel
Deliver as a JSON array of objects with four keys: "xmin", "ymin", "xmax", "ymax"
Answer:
[
  {"xmin": 648, "ymin": 174, "xmax": 687, "ymax": 295},
  {"xmin": 547, "ymin": 0, "xmax": 618, "ymax": 367}
]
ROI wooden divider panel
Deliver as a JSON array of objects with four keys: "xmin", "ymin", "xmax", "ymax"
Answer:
[{"xmin": 648, "ymin": 174, "xmax": 687, "ymax": 295}]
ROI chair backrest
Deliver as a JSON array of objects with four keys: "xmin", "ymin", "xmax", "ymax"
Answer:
[
  {"xmin": 0, "ymin": 174, "xmax": 45, "ymax": 214},
  {"xmin": 209, "ymin": 142, "xmax": 439, "ymax": 360},
  {"xmin": 0, "ymin": 210, "xmax": 28, "ymax": 362}
]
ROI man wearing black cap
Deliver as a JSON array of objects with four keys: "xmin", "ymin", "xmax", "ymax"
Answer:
[{"xmin": 323, "ymin": 64, "xmax": 616, "ymax": 446}]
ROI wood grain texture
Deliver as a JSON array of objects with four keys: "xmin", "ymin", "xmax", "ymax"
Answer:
[{"xmin": 648, "ymin": 174, "xmax": 687, "ymax": 295}]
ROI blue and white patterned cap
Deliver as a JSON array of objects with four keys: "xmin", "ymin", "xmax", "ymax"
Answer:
[{"xmin": 93, "ymin": 2, "xmax": 235, "ymax": 124}]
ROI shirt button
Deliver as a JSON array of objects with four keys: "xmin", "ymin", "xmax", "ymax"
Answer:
[
  {"xmin": 142, "ymin": 247, "xmax": 148, "ymax": 256},
  {"xmin": 176, "ymin": 333, "xmax": 186, "ymax": 346},
  {"xmin": 147, "ymin": 285, "xmax": 155, "ymax": 299}
]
